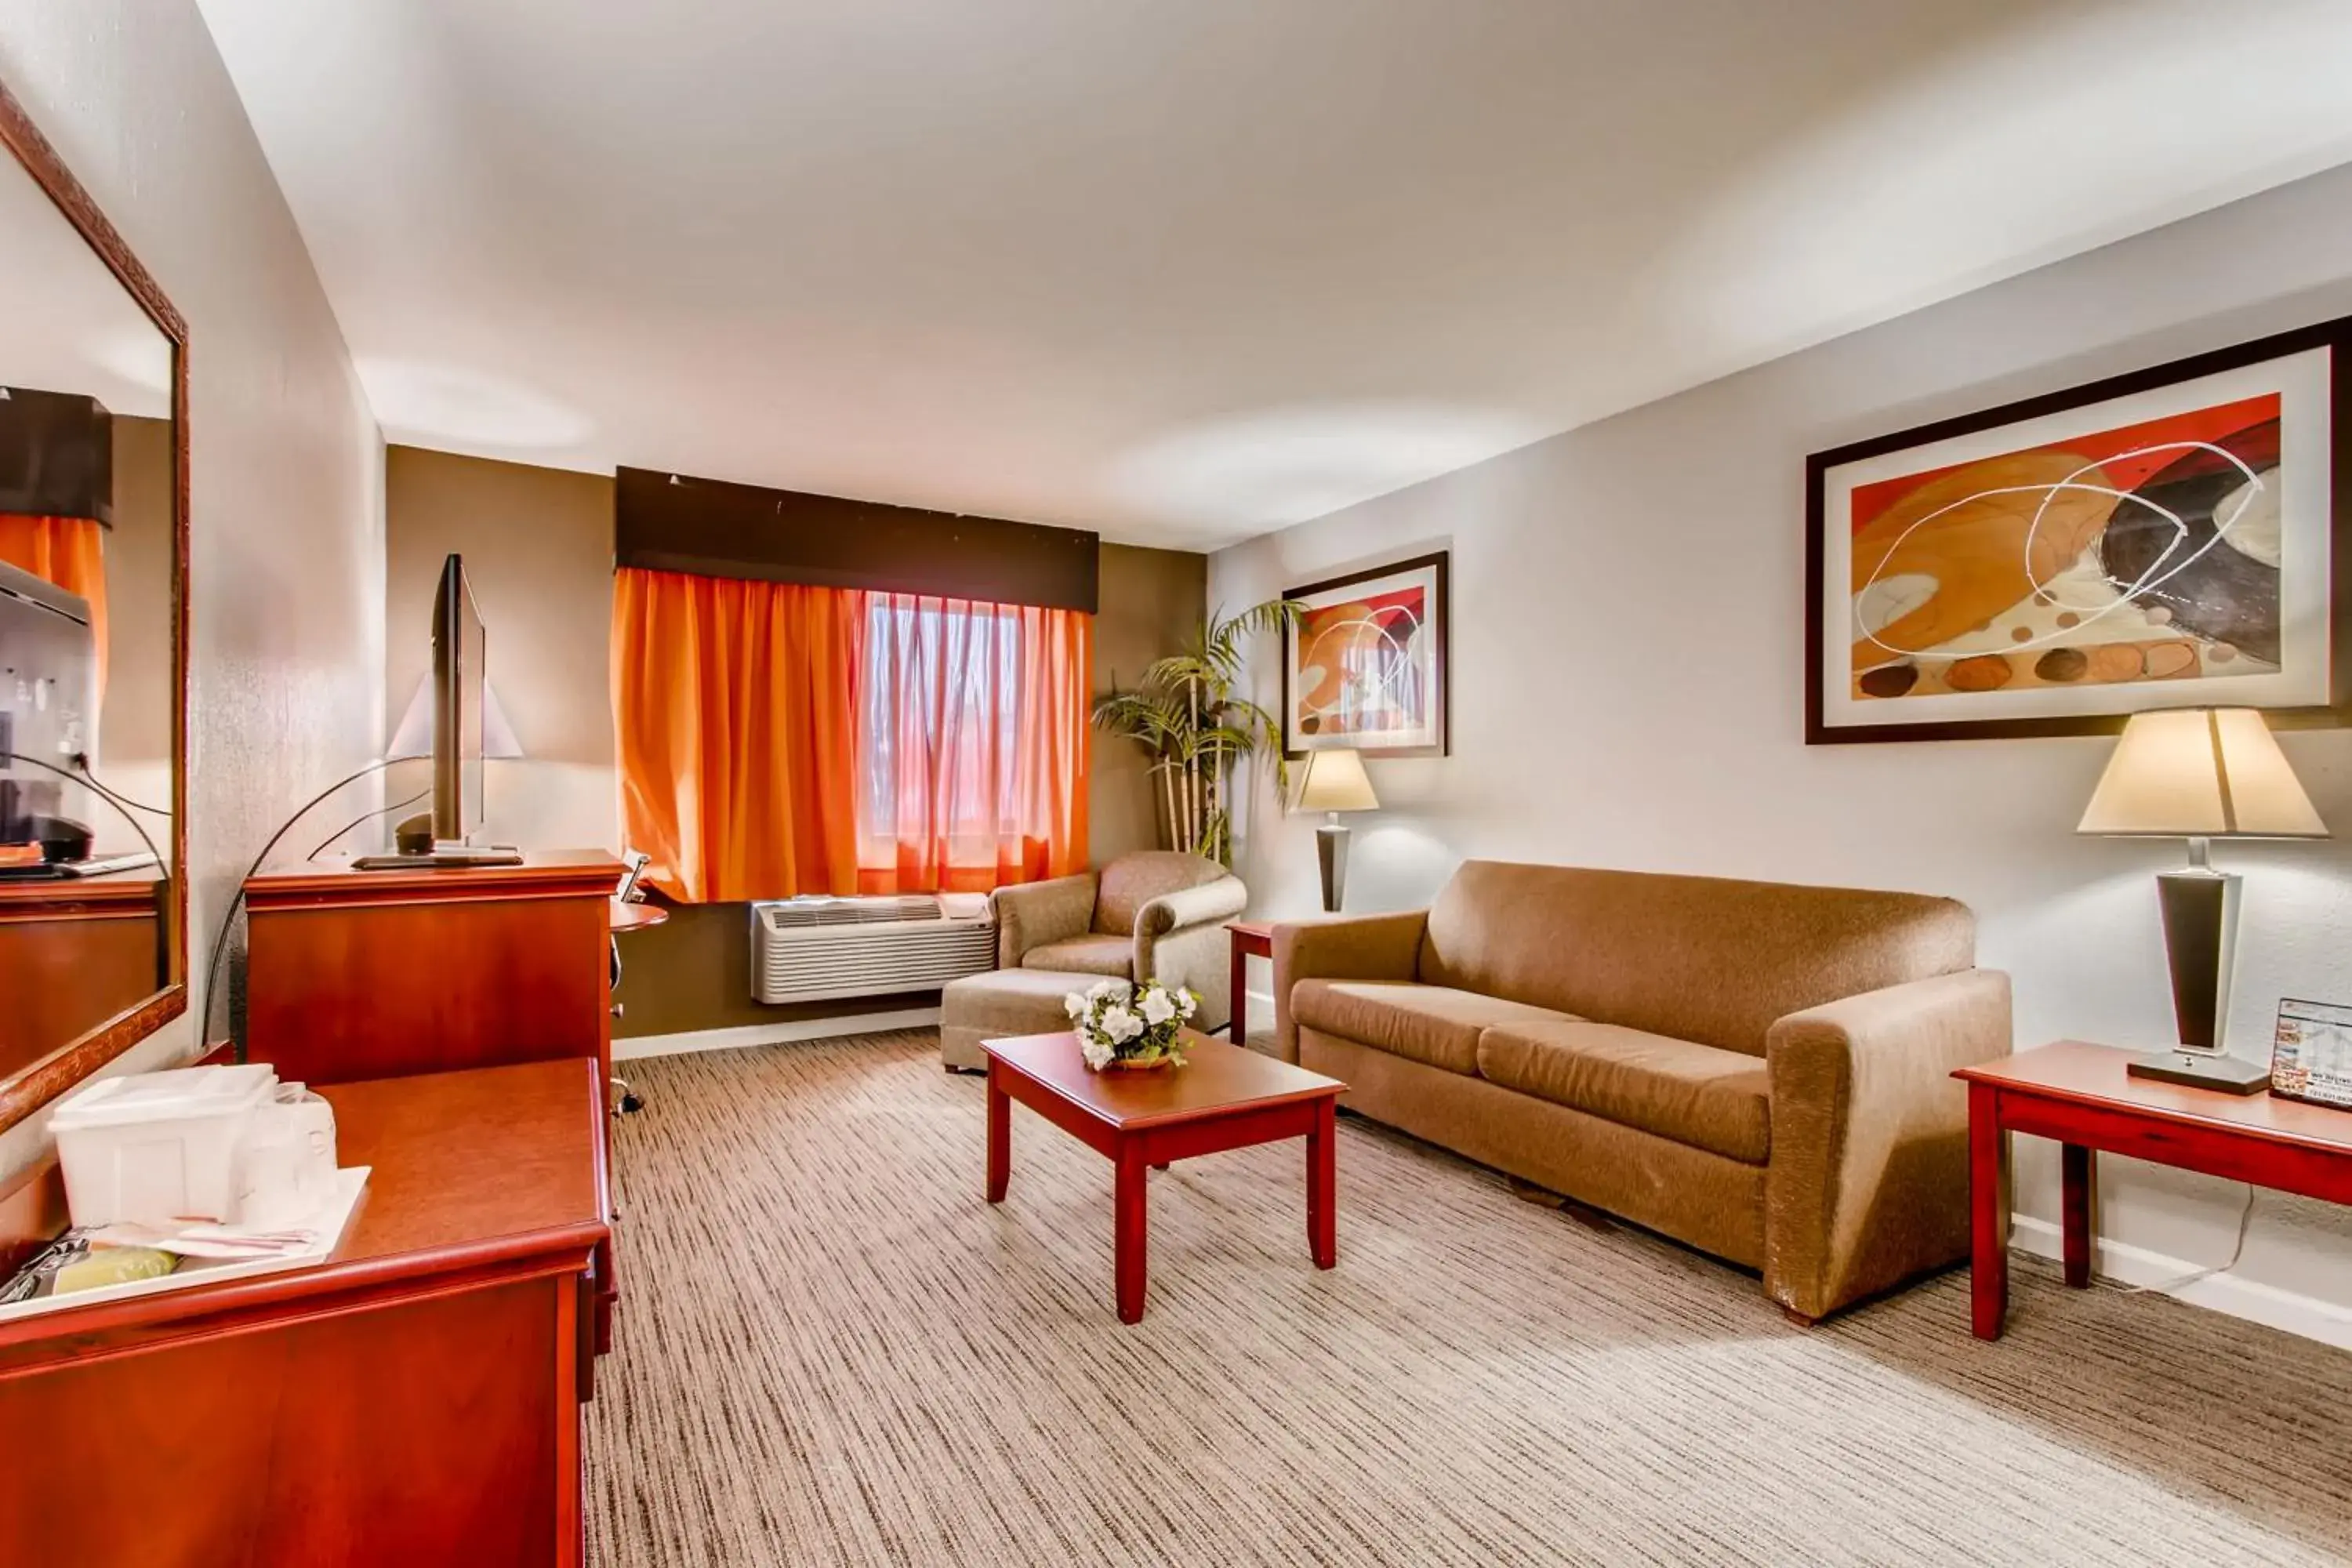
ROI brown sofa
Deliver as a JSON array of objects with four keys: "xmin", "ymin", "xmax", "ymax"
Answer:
[{"xmin": 1272, "ymin": 860, "xmax": 2011, "ymax": 1320}]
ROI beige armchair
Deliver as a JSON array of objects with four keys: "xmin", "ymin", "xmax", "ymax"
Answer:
[{"xmin": 992, "ymin": 851, "xmax": 1247, "ymax": 1032}]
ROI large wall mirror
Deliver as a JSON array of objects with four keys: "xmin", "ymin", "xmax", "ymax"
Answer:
[{"xmin": 0, "ymin": 80, "xmax": 189, "ymax": 1134}]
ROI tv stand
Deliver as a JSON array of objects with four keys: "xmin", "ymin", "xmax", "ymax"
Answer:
[
  {"xmin": 352, "ymin": 843, "xmax": 525, "ymax": 870},
  {"xmin": 241, "ymin": 849, "xmax": 622, "ymax": 1094}
]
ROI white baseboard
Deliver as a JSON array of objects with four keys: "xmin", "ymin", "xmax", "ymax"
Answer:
[
  {"xmin": 614, "ymin": 1007, "xmax": 942, "ymax": 1062},
  {"xmin": 2009, "ymin": 1213, "xmax": 2352, "ymax": 1351}
]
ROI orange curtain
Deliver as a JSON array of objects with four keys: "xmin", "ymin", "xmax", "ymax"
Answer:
[
  {"xmin": 854, "ymin": 592, "xmax": 1091, "ymax": 895},
  {"xmin": 0, "ymin": 514, "xmax": 107, "ymax": 693},
  {"xmin": 611, "ymin": 566, "xmax": 862, "ymax": 902}
]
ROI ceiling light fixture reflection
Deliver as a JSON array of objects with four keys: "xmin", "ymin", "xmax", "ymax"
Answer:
[
  {"xmin": 1111, "ymin": 403, "xmax": 1541, "ymax": 535},
  {"xmin": 357, "ymin": 357, "xmax": 595, "ymax": 452}
]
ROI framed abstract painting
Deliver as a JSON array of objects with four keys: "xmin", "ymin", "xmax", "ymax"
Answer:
[
  {"xmin": 1806, "ymin": 314, "xmax": 2352, "ymax": 742},
  {"xmin": 1282, "ymin": 550, "xmax": 1450, "ymax": 757}
]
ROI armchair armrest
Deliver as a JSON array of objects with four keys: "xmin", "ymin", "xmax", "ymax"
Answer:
[
  {"xmin": 1763, "ymin": 967, "xmax": 2013, "ymax": 1319},
  {"xmin": 1272, "ymin": 909, "xmax": 1428, "ymax": 1063},
  {"xmin": 991, "ymin": 872, "xmax": 1098, "ymax": 969},
  {"xmin": 1131, "ymin": 876, "xmax": 1249, "ymax": 976}
]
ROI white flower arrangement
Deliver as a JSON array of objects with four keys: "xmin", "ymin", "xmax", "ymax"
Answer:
[{"xmin": 1066, "ymin": 977, "xmax": 1200, "ymax": 1070}]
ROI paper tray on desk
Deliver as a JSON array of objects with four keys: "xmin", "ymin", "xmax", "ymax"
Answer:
[{"xmin": 0, "ymin": 1166, "xmax": 371, "ymax": 1325}]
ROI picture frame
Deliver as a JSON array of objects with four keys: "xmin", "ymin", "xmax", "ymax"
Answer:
[
  {"xmin": 1805, "ymin": 314, "xmax": 2352, "ymax": 744},
  {"xmin": 1281, "ymin": 550, "xmax": 1450, "ymax": 758},
  {"xmin": 2271, "ymin": 996, "xmax": 2352, "ymax": 1111}
]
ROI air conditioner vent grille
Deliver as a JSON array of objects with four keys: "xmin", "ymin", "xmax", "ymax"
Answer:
[{"xmin": 750, "ymin": 895, "xmax": 997, "ymax": 1004}]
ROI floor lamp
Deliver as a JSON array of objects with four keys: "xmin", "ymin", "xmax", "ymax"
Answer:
[
  {"xmin": 1295, "ymin": 750, "xmax": 1378, "ymax": 913},
  {"xmin": 2077, "ymin": 707, "xmax": 2328, "ymax": 1093}
]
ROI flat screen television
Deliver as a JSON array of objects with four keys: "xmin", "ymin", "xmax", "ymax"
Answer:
[
  {"xmin": 356, "ymin": 554, "xmax": 520, "ymax": 869},
  {"xmin": 434, "ymin": 551, "xmax": 488, "ymax": 844}
]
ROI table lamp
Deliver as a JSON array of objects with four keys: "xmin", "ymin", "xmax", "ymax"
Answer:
[
  {"xmin": 387, "ymin": 675, "xmax": 523, "ymax": 761},
  {"xmin": 1295, "ymin": 749, "xmax": 1378, "ymax": 912},
  {"xmin": 2077, "ymin": 707, "xmax": 2328, "ymax": 1092}
]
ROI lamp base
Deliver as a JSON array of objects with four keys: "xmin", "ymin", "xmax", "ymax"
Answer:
[
  {"xmin": 1315, "ymin": 820, "xmax": 1350, "ymax": 913},
  {"xmin": 2124, "ymin": 1049, "xmax": 2272, "ymax": 1095}
]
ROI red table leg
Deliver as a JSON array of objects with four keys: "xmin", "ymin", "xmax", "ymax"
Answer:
[
  {"xmin": 1114, "ymin": 1144, "xmax": 1148, "ymax": 1324},
  {"xmin": 1230, "ymin": 943, "xmax": 1250, "ymax": 1047},
  {"xmin": 2062, "ymin": 1142, "xmax": 2096, "ymax": 1288},
  {"xmin": 1969, "ymin": 1080, "xmax": 2009, "ymax": 1340},
  {"xmin": 985, "ymin": 1062, "xmax": 1010, "ymax": 1204},
  {"xmin": 1308, "ymin": 1097, "xmax": 1336, "ymax": 1269}
]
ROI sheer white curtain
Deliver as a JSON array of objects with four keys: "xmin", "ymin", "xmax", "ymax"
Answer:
[{"xmin": 855, "ymin": 592, "xmax": 1091, "ymax": 893}]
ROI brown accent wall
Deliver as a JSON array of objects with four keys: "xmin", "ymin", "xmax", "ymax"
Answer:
[
  {"xmin": 1092, "ymin": 543, "xmax": 1205, "ymax": 862},
  {"xmin": 100, "ymin": 413, "xmax": 175, "ymax": 767},
  {"xmin": 383, "ymin": 446, "xmax": 1205, "ymax": 1038}
]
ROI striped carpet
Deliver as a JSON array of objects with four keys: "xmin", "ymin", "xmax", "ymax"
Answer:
[{"xmin": 584, "ymin": 1030, "xmax": 2352, "ymax": 1566}]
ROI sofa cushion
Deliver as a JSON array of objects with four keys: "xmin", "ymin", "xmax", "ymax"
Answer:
[
  {"xmin": 1476, "ymin": 1021, "xmax": 1772, "ymax": 1164},
  {"xmin": 1419, "ymin": 860, "xmax": 1977, "ymax": 1056},
  {"xmin": 1290, "ymin": 979, "xmax": 1577, "ymax": 1076},
  {"xmin": 1022, "ymin": 935, "xmax": 1134, "ymax": 978}
]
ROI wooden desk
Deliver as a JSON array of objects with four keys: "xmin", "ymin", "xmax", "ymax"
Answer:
[
  {"xmin": 609, "ymin": 898, "xmax": 668, "ymax": 933},
  {"xmin": 244, "ymin": 850, "xmax": 621, "ymax": 1091},
  {"xmin": 1225, "ymin": 920, "xmax": 1275, "ymax": 1047},
  {"xmin": 1954, "ymin": 1041, "xmax": 2352, "ymax": 1341},
  {"xmin": 0, "ymin": 1057, "xmax": 612, "ymax": 1566}
]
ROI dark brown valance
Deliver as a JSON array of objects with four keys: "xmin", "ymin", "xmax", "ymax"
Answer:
[
  {"xmin": 0, "ymin": 387, "xmax": 113, "ymax": 527},
  {"xmin": 615, "ymin": 466, "xmax": 1098, "ymax": 614}
]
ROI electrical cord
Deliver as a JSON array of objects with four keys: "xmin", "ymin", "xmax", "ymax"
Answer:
[
  {"xmin": 2122, "ymin": 1183, "xmax": 2258, "ymax": 1297},
  {"xmin": 201, "ymin": 757, "xmax": 395, "ymax": 1049},
  {"xmin": 310, "ymin": 784, "xmax": 429, "ymax": 861},
  {"xmin": 1, "ymin": 752, "xmax": 165, "ymax": 871},
  {"xmin": 68, "ymin": 753, "xmax": 172, "ymax": 818}
]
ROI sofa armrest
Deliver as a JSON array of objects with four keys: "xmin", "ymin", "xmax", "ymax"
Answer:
[
  {"xmin": 1763, "ymin": 967, "xmax": 2013, "ymax": 1319},
  {"xmin": 991, "ymin": 873, "xmax": 1098, "ymax": 969},
  {"xmin": 1271, "ymin": 909, "xmax": 1428, "ymax": 1063}
]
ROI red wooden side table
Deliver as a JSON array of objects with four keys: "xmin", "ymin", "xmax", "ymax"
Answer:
[
  {"xmin": 1954, "ymin": 1040, "xmax": 2352, "ymax": 1340},
  {"xmin": 1225, "ymin": 920, "xmax": 1276, "ymax": 1047}
]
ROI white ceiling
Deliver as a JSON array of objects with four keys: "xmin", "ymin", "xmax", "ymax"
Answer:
[{"xmin": 196, "ymin": 0, "xmax": 2352, "ymax": 552}]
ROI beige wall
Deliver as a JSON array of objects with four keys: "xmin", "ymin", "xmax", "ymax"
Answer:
[
  {"xmin": 1211, "ymin": 160, "xmax": 2352, "ymax": 1342},
  {"xmin": 383, "ymin": 447, "xmax": 1207, "ymax": 1034},
  {"xmin": 0, "ymin": 5, "xmax": 385, "ymax": 1181}
]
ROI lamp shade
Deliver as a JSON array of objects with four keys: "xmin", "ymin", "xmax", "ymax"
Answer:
[
  {"xmin": 387, "ymin": 675, "xmax": 524, "ymax": 762},
  {"xmin": 1295, "ymin": 749, "xmax": 1379, "ymax": 813},
  {"xmin": 2077, "ymin": 708, "xmax": 2325, "ymax": 839}
]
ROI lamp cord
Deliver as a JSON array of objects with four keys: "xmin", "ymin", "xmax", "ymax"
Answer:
[
  {"xmin": 201, "ymin": 757, "xmax": 397, "ymax": 1050},
  {"xmin": 69, "ymin": 754, "xmax": 172, "ymax": 818},
  {"xmin": 2121, "ymin": 1183, "xmax": 2257, "ymax": 1297},
  {"xmin": 310, "ymin": 785, "xmax": 430, "ymax": 861},
  {"xmin": 2, "ymin": 753, "xmax": 165, "ymax": 871}
]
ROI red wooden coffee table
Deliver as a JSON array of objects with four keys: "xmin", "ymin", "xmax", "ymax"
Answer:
[{"xmin": 982, "ymin": 1030, "xmax": 1346, "ymax": 1323}]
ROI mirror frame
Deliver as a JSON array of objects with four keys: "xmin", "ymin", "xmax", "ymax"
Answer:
[{"xmin": 0, "ymin": 77, "xmax": 191, "ymax": 1134}]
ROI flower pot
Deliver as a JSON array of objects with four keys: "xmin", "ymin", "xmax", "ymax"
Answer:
[{"xmin": 1109, "ymin": 1054, "xmax": 1178, "ymax": 1072}]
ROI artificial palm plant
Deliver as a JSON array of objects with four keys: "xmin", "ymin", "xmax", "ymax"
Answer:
[{"xmin": 1093, "ymin": 597, "xmax": 1301, "ymax": 865}]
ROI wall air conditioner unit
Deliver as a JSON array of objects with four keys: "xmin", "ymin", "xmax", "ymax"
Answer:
[{"xmin": 750, "ymin": 892, "xmax": 997, "ymax": 1005}]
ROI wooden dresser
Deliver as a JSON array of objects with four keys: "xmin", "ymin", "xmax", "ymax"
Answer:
[
  {"xmin": 242, "ymin": 850, "xmax": 622, "ymax": 1091},
  {"xmin": 0, "ymin": 870, "xmax": 166, "ymax": 1081},
  {"xmin": 0, "ymin": 1057, "xmax": 612, "ymax": 1566}
]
